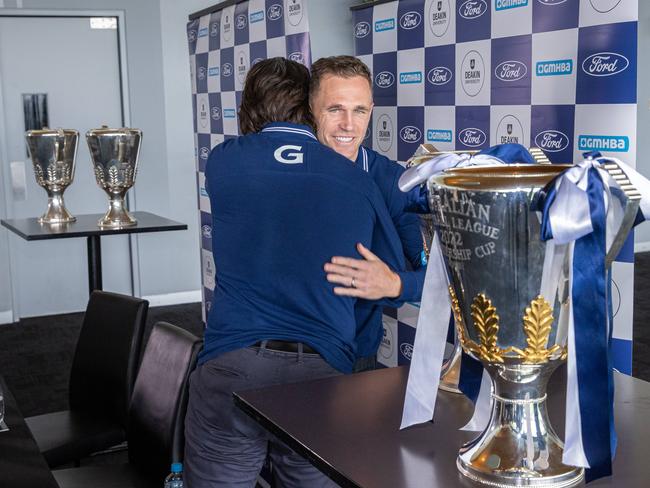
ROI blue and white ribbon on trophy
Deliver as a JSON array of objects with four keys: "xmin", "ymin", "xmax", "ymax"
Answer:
[
  {"xmin": 536, "ymin": 153, "xmax": 650, "ymax": 481},
  {"xmin": 399, "ymin": 146, "xmax": 650, "ymax": 482},
  {"xmin": 398, "ymin": 144, "xmax": 533, "ymax": 431}
]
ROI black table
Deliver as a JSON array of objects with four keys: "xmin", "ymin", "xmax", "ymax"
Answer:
[
  {"xmin": 1, "ymin": 211, "xmax": 187, "ymax": 294},
  {"xmin": 234, "ymin": 366, "xmax": 650, "ymax": 488},
  {"xmin": 0, "ymin": 377, "xmax": 59, "ymax": 488}
]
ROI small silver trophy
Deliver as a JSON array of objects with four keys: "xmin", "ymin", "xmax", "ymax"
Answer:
[
  {"xmin": 25, "ymin": 128, "xmax": 78, "ymax": 224},
  {"xmin": 86, "ymin": 126, "xmax": 142, "ymax": 228},
  {"xmin": 427, "ymin": 163, "xmax": 638, "ymax": 487}
]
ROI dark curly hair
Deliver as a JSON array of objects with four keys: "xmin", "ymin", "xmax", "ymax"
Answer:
[{"xmin": 238, "ymin": 57, "xmax": 314, "ymax": 134}]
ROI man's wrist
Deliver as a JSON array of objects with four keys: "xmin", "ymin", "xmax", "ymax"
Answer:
[{"xmin": 390, "ymin": 271, "xmax": 403, "ymax": 298}]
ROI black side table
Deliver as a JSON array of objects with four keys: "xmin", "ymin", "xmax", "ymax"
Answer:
[{"xmin": 1, "ymin": 211, "xmax": 187, "ymax": 295}]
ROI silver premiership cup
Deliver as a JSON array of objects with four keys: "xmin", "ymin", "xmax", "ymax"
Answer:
[
  {"xmin": 86, "ymin": 126, "xmax": 142, "ymax": 228},
  {"xmin": 25, "ymin": 128, "xmax": 78, "ymax": 224},
  {"xmin": 427, "ymin": 163, "xmax": 637, "ymax": 487}
]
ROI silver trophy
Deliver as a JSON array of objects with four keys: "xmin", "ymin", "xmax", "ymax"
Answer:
[
  {"xmin": 25, "ymin": 128, "xmax": 78, "ymax": 224},
  {"xmin": 406, "ymin": 145, "xmax": 559, "ymax": 395},
  {"xmin": 86, "ymin": 126, "xmax": 142, "ymax": 228},
  {"xmin": 427, "ymin": 163, "xmax": 638, "ymax": 487}
]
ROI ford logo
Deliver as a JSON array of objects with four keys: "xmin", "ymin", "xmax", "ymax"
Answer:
[
  {"xmin": 537, "ymin": 0, "xmax": 567, "ymax": 4},
  {"xmin": 427, "ymin": 66, "xmax": 453, "ymax": 85},
  {"xmin": 458, "ymin": 128, "xmax": 487, "ymax": 147},
  {"xmin": 201, "ymin": 225, "xmax": 212, "ymax": 238},
  {"xmin": 400, "ymin": 126, "xmax": 422, "ymax": 143},
  {"xmin": 399, "ymin": 11, "xmax": 422, "ymax": 30},
  {"xmin": 354, "ymin": 21, "xmax": 370, "ymax": 38},
  {"xmin": 211, "ymin": 107, "xmax": 221, "ymax": 120},
  {"xmin": 375, "ymin": 71, "xmax": 395, "ymax": 88},
  {"xmin": 236, "ymin": 14, "xmax": 247, "ymax": 29},
  {"xmin": 400, "ymin": 343, "xmax": 414, "ymax": 360},
  {"xmin": 459, "ymin": 0, "xmax": 488, "ymax": 19},
  {"xmin": 289, "ymin": 51, "xmax": 304, "ymax": 63},
  {"xmin": 495, "ymin": 60, "xmax": 527, "ymax": 82},
  {"xmin": 534, "ymin": 130, "xmax": 569, "ymax": 152},
  {"xmin": 267, "ymin": 4, "xmax": 283, "ymax": 20},
  {"xmin": 200, "ymin": 147, "xmax": 210, "ymax": 160},
  {"xmin": 582, "ymin": 52, "xmax": 629, "ymax": 77},
  {"xmin": 222, "ymin": 63, "xmax": 233, "ymax": 77},
  {"xmin": 197, "ymin": 66, "xmax": 206, "ymax": 80}
]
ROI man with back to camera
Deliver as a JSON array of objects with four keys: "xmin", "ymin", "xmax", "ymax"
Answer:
[
  {"xmin": 310, "ymin": 56, "xmax": 426, "ymax": 371},
  {"xmin": 184, "ymin": 57, "xmax": 408, "ymax": 487}
]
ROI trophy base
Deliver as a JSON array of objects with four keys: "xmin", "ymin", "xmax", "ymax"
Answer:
[
  {"xmin": 98, "ymin": 208, "xmax": 137, "ymax": 228},
  {"xmin": 439, "ymin": 342, "xmax": 462, "ymax": 394},
  {"xmin": 38, "ymin": 215, "xmax": 76, "ymax": 225},
  {"xmin": 99, "ymin": 195, "xmax": 137, "ymax": 228},
  {"xmin": 39, "ymin": 194, "xmax": 76, "ymax": 224},
  {"xmin": 98, "ymin": 214, "xmax": 137, "ymax": 228},
  {"xmin": 457, "ymin": 363, "xmax": 583, "ymax": 487},
  {"xmin": 457, "ymin": 458, "xmax": 583, "ymax": 488}
]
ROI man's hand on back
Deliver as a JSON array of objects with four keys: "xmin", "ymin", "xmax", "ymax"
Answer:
[{"xmin": 324, "ymin": 243, "xmax": 402, "ymax": 300}]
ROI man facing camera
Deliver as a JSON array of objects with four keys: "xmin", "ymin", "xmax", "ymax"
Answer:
[
  {"xmin": 184, "ymin": 57, "xmax": 407, "ymax": 487},
  {"xmin": 310, "ymin": 56, "xmax": 426, "ymax": 371}
]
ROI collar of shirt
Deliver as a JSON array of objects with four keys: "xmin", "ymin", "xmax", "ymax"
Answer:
[
  {"xmin": 354, "ymin": 146, "xmax": 370, "ymax": 173},
  {"xmin": 260, "ymin": 122, "xmax": 318, "ymax": 141}
]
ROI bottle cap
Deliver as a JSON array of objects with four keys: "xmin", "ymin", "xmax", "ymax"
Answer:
[{"xmin": 171, "ymin": 462, "xmax": 183, "ymax": 473}]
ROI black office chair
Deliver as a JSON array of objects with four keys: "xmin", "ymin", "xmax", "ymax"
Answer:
[
  {"xmin": 26, "ymin": 290, "xmax": 149, "ymax": 468},
  {"xmin": 53, "ymin": 321, "xmax": 203, "ymax": 488}
]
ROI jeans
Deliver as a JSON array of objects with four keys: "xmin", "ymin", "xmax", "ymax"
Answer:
[{"xmin": 184, "ymin": 345, "xmax": 341, "ymax": 488}]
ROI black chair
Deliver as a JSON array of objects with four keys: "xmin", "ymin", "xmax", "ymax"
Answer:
[
  {"xmin": 26, "ymin": 290, "xmax": 149, "ymax": 468},
  {"xmin": 53, "ymin": 321, "xmax": 203, "ymax": 488}
]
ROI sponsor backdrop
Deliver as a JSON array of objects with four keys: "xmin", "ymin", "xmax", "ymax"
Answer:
[
  {"xmin": 187, "ymin": 0, "xmax": 312, "ymax": 326},
  {"xmin": 353, "ymin": 0, "xmax": 638, "ymax": 373}
]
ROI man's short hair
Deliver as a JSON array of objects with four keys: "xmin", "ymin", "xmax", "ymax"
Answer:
[
  {"xmin": 310, "ymin": 55, "xmax": 372, "ymax": 100},
  {"xmin": 239, "ymin": 57, "xmax": 313, "ymax": 134}
]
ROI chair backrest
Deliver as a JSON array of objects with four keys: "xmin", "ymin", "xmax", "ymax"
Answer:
[
  {"xmin": 127, "ymin": 321, "xmax": 202, "ymax": 480},
  {"xmin": 69, "ymin": 290, "xmax": 148, "ymax": 427}
]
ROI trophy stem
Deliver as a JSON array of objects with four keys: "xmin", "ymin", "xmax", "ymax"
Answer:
[
  {"xmin": 439, "ymin": 340, "xmax": 462, "ymax": 394},
  {"xmin": 457, "ymin": 363, "xmax": 583, "ymax": 487},
  {"xmin": 98, "ymin": 192, "xmax": 137, "ymax": 228},
  {"xmin": 38, "ymin": 189, "xmax": 76, "ymax": 224}
]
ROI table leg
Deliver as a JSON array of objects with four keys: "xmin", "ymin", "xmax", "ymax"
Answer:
[{"xmin": 86, "ymin": 235, "xmax": 103, "ymax": 294}]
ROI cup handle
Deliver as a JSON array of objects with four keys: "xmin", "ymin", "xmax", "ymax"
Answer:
[{"xmin": 600, "ymin": 161, "xmax": 642, "ymax": 267}]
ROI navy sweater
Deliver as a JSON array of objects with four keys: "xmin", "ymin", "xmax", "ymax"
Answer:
[
  {"xmin": 354, "ymin": 146, "xmax": 426, "ymax": 358},
  {"xmin": 199, "ymin": 123, "xmax": 406, "ymax": 373}
]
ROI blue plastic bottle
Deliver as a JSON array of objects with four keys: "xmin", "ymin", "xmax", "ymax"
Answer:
[{"xmin": 164, "ymin": 462, "xmax": 183, "ymax": 488}]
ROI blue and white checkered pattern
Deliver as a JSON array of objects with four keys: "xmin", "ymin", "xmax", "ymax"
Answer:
[
  {"xmin": 188, "ymin": 0, "xmax": 312, "ymax": 324},
  {"xmin": 355, "ymin": 0, "xmax": 638, "ymax": 373}
]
